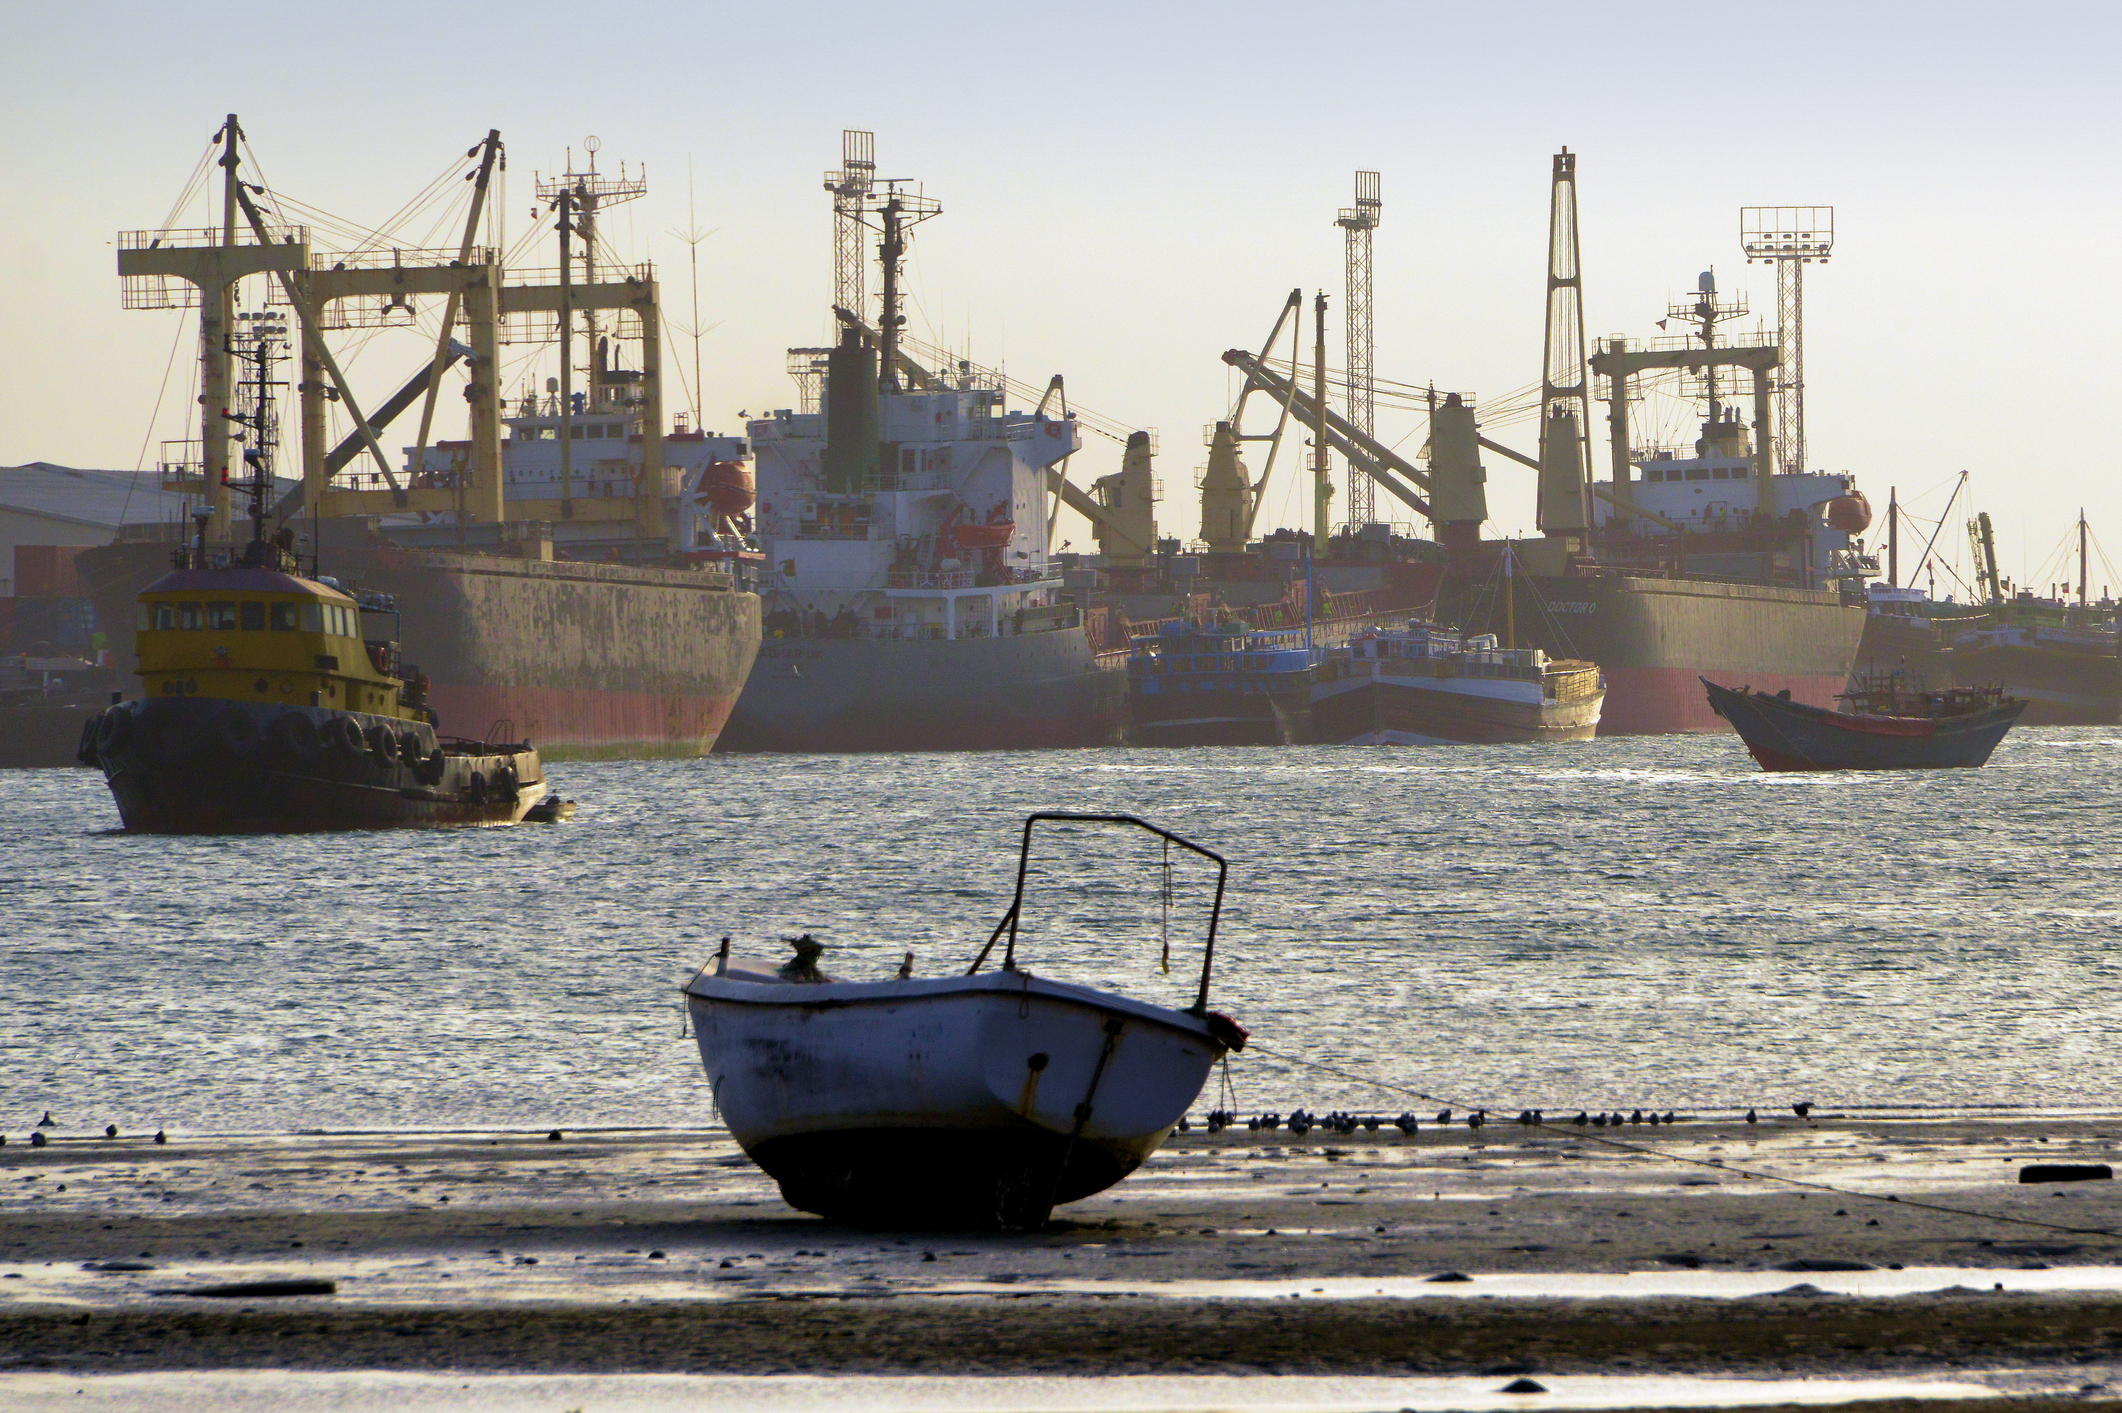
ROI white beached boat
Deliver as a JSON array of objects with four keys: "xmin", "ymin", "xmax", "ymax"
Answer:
[{"xmin": 682, "ymin": 814, "xmax": 1249, "ymax": 1228}]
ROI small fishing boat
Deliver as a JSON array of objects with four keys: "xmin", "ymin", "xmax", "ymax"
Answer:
[
  {"xmin": 683, "ymin": 813, "xmax": 1249, "ymax": 1229},
  {"xmin": 1703, "ymin": 674, "xmax": 2025, "ymax": 772}
]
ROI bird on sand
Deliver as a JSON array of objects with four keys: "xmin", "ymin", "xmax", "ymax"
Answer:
[
  {"xmin": 104, "ymin": 1124, "xmax": 117, "ymax": 1138},
  {"xmin": 1745, "ymin": 1108, "xmax": 1758, "ymax": 1124},
  {"xmin": 37, "ymin": 1112, "xmax": 55, "ymax": 1129},
  {"xmin": 1572, "ymin": 1111, "xmax": 1588, "ymax": 1126},
  {"xmin": 1792, "ymin": 1101, "xmax": 1813, "ymax": 1119}
]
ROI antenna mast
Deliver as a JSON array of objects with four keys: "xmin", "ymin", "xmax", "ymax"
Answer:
[
  {"xmin": 826, "ymin": 131, "xmax": 876, "ymax": 323},
  {"xmin": 1536, "ymin": 148, "xmax": 1592, "ymax": 543},
  {"xmin": 1741, "ymin": 206, "xmax": 1833, "ymax": 474}
]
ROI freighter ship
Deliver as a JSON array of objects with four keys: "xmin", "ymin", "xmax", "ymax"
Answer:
[
  {"xmin": 716, "ymin": 160, "xmax": 1124, "ymax": 752},
  {"xmin": 1218, "ymin": 158, "xmax": 1870, "ymax": 736},
  {"xmin": 81, "ymin": 119, "xmax": 759, "ymax": 759}
]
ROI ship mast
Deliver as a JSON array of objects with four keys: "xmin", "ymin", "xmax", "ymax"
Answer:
[{"xmin": 2079, "ymin": 508, "xmax": 2089, "ymax": 613}]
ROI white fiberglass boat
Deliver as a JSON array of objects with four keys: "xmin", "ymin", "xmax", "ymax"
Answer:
[{"xmin": 682, "ymin": 813, "xmax": 1249, "ymax": 1229}]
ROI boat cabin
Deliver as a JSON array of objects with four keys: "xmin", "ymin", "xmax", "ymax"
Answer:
[{"xmin": 134, "ymin": 567, "xmax": 424, "ymax": 721}]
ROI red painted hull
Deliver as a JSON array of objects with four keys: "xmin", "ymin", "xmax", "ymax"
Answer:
[
  {"xmin": 426, "ymin": 684, "xmax": 740, "ymax": 760},
  {"xmin": 1601, "ymin": 667, "xmax": 1850, "ymax": 736}
]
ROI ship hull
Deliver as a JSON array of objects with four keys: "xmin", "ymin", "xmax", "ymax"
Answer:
[
  {"xmin": 78, "ymin": 540, "xmax": 760, "ymax": 759},
  {"xmin": 1704, "ymin": 678, "xmax": 2024, "ymax": 771},
  {"xmin": 1130, "ymin": 680, "xmax": 1310, "ymax": 747},
  {"xmin": 1, "ymin": 704, "xmax": 101, "ymax": 769},
  {"xmin": 85, "ymin": 696, "xmax": 545, "ymax": 832},
  {"xmin": 1445, "ymin": 574, "xmax": 1865, "ymax": 736},
  {"xmin": 1944, "ymin": 642, "xmax": 2122, "ymax": 725},
  {"xmin": 719, "ymin": 627, "xmax": 1125, "ymax": 753},
  {"xmin": 1311, "ymin": 671, "xmax": 1603, "ymax": 746}
]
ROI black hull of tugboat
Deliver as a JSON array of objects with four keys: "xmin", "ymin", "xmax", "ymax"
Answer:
[
  {"xmin": 83, "ymin": 697, "xmax": 543, "ymax": 832},
  {"xmin": 1703, "ymin": 678, "xmax": 2024, "ymax": 771}
]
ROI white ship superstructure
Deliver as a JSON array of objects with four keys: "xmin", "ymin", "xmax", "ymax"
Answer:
[{"xmin": 748, "ymin": 373, "xmax": 1077, "ymax": 639}]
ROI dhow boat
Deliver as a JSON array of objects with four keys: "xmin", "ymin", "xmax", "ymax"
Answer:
[{"xmin": 682, "ymin": 813, "xmax": 1249, "ymax": 1229}]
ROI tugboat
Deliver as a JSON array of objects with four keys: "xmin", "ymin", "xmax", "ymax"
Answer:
[
  {"xmin": 683, "ymin": 813, "xmax": 1247, "ymax": 1229},
  {"xmin": 1703, "ymin": 675, "xmax": 2024, "ymax": 772},
  {"xmin": 1125, "ymin": 619, "xmax": 1321, "ymax": 745},
  {"xmin": 79, "ymin": 315, "xmax": 545, "ymax": 831}
]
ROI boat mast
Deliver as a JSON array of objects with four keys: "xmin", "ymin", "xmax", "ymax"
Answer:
[
  {"xmin": 1887, "ymin": 487, "xmax": 1898, "ymax": 587},
  {"xmin": 554, "ymin": 184, "xmax": 576, "ymax": 518},
  {"xmin": 1504, "ymin": 543, "xmax": 1515, "ymax": 649},
  {"xmin": 201, "ymin": 115, "xmax": 243, "ymax": 540},
  {"xmin": 2079, "ymin": 508, "xmax": 2089, "ymax": 613},
  {"xmin": 878, "ymin": 195, "xmax": 905, "ymax": 394},
  {"xmin": 1312, "ymin": 290, "xmax": 1330, "ymax": 543}
]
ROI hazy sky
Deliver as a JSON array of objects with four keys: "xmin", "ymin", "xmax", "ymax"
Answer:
[{"xmin": 8, "ymin": 2, "xmax": 2118, "ymax": 593}]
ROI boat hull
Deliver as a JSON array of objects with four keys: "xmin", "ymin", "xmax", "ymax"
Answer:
[
  {"xmin": 1310, "ymin": 669, "xmax": 1603, "ymax": 746},
  {"xmin": 685, "ymin": 970, "xmax": 1223, "ymax": 1227},
  {"xmin": 1443, "ymin": 574, "xmax": 1865, "ymax": 736},
  {"xmin": 1703, "ymin": 678, "xmax": 2024, "ymax": 771},
  {"xmin": 77, "ymin": 540, "xmax": 761, "ymax": 759},
  {"xmin": 1129, "ymin": 679, "xmax": 1311, "ymax": 746},
  {"xmin": 719, "ymin": 627, "xmax": 1125, "ymax": 753},
  {"xmin": 86, "ymin": 696, "xmax": 545, "ymax": 831}
]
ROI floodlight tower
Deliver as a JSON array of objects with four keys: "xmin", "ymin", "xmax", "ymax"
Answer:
[
  {"xmin": 825, "ymin": 131, "xmax": 876, "ymax": 320},
  {"xmin": 1335, "ymin": 171, "xmax": 1382, "ymax": 530},
  {"xmin": 1741, "ymin": 206, "xmax": 1833, "ymax": 474}
]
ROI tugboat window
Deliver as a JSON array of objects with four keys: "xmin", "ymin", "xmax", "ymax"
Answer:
[
  {"xmin": 153, "ymin": 604, "xmax": 177, "ymax": 631},
  {"xmin": 301, "ymin": 604, "xmax": 323, "ymax": 632},
  {"xmin": 240, "ymin": 601, "xmax": 266, "ymax": 631},
  {"xmin": 205, "ymin": 602, "xmax": 237, "ymax": 630},
  {"xmin": 179, "ymin": 603, "xmax": 202, "ymax": 630},
  {"xmin": 271, "ymin": 603, "xmax": 300, "ymax": 631}
]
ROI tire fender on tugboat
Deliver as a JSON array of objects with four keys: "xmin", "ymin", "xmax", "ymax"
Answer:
[{"xmin": 216, "ymin": 709, "xmax": 262, "ymax": 756}]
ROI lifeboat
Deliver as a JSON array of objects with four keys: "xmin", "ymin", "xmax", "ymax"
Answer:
[
  {"xmin": 1825, "ymin": 490, "xmax": 1873, "ymax": 534},
  {"xmin": 694, "ymin": 460, "xmax": 755, "ymax": 518}
]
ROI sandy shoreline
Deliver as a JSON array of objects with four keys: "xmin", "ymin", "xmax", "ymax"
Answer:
[{"xmin": 3, "ymin": 1115, "xmax": 2119, "ymax": 1380}]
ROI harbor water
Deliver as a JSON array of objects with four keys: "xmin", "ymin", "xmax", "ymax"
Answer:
[{"xmin": 6, "ymin": 729, "xmax": 2120, "ymax": 1133}]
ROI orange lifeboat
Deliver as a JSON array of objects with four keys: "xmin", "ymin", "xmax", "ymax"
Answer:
[
  {"xmin": 695, "ymin": 461, "xmax": 755, "ymax": 518},
  {"xmin": 1825, "ymin": 491, "xmax": 1872, "ymax": 534}
]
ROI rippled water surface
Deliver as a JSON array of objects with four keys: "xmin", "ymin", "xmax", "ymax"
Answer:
[{"xmin": 6, "ymin": 730, "xmax": 2121, "ymax": 1132}]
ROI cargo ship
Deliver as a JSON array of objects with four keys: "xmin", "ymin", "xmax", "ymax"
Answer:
[
  {"xmin": 1940, "ymin": 511, "xmax": 2121, "ymax": 724},
  {"xmin": 716, "ymin": 160, "xmax": 1123, "ymax": 752},
  {"xmin": 83, "ymin": 119, "xmax": 759, "ymax": 760},
  {"xmin": 1220, "ymin": 158, "xmax": 1870, "ymax": 737}
]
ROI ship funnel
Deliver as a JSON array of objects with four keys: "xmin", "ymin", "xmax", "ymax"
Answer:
[
  {"xmin": 1428, "ymin": 392, "xmax": 1486, "ymax": 555},
  {"xmin": 822, "ymin": 328, "xmax": 879, "ymax": 494}
]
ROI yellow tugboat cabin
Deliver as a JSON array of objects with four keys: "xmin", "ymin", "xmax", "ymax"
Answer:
[{"xmin": 135, "ymin": 568, "xmax": 426, "ymax": 723}]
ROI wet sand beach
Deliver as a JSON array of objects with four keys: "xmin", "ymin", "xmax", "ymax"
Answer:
[{"xmin": 3, "ymin": 1113, "xmax": 2119, "ymax": 1389}]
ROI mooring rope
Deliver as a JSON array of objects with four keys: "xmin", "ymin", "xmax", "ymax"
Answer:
[{"xmin": 1244, "ymin": 1040, "xmax": 2118, "ymax": 1239}]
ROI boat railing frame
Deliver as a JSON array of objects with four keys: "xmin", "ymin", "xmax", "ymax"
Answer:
[{"xmin": 967, "ymin": 812, "xmax": 1227, "ymax": 1014}]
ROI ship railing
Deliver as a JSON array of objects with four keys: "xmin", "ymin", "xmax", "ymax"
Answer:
[
  {"xmin": 890, "ymin": 569, "xmax": 977, "ymax": 589},
  {"xmin": 796, "ymin": 522, "xmax": 872, "ymax": 541},
  {"xmin": 868, "ymin": 470, "xmax": 952, "ymax": 492}
]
